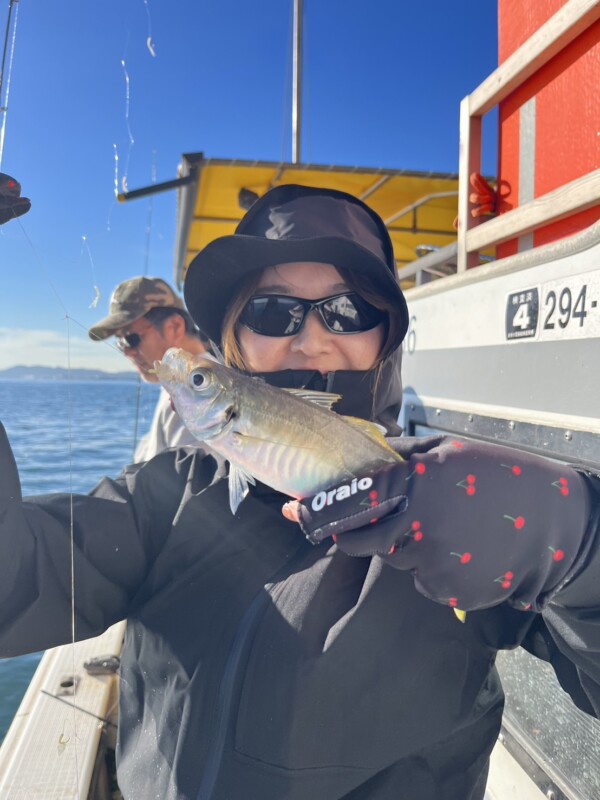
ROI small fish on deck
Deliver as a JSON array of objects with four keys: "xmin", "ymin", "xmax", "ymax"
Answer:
[{"xmin": 154, "ymin": 348, "xmax": 401, "ymax": 514}]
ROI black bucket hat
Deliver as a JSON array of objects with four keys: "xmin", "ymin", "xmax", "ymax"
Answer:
[{"xmin": 183, "ymin": 184, "xmax": 409, "ymax": 346}]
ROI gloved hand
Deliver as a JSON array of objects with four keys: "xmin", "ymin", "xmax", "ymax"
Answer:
[{"xmin": 286, "ymin": 436, "xmax": 594, "ymax": 612}]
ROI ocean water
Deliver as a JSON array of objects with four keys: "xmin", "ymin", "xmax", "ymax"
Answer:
[{"xmin": 0, "ymin": 378, "xmax": 160, "ymax": 742}]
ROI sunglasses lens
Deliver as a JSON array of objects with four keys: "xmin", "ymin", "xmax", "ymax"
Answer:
[
  {"xmin": 241, "ymin": 296, "xmax": 305, "ymax": 336},
  {"xmin": 321, "ymin": 294, "xmax": 385, "ymax": 333},
  {"xmin": 116, "ymin": 332, "xmax": 142, "ymax": 351},
  {"xmin": 241, "ymin": 293, "xmax": 385, "ymax": 337}
]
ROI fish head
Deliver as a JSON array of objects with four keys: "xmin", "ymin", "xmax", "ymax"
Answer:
[{"xmin": 154, "ymin": 348, "xmax": 237, "ymax": 441}]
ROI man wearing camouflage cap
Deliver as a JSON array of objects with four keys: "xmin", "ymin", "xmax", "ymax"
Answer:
[{"xmin": 89, "ymin": 276, "xmax": 208, "ymax": 461}]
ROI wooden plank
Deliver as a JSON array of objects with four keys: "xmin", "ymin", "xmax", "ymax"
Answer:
[
  {"xmin": 470, "ymin": 0, "xmax": 600, "ymax": 116},
  {"xmin": 0, "ymin": 623, "xmax": 125, "ymax": 800},
  {"xmin": 457, "ymin": 98, "xmax": 482, "ymax": 271},
  {"xmin": 466, "ymin": 168, "xmax": 600, "ymax": 252}
]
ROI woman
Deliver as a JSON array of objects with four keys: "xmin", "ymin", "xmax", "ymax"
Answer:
[{"xmin": 1, "ymin": 184, "xmax": 599, "ymax": 800}]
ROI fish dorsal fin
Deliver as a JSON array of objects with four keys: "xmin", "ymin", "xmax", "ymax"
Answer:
[
  {"xmin": 202, "ymin": 346, "xmax": 226, "ymax": 365},
  {"xmin": 282, "ymin": 388, "xmax": 341, "ymax": 410},
  {"xmin": 342, "ymin": 416, "xmax": 397, "ymax": 452},
  {"xmin": 228, "ymin": 463, "xmax": 256, "ymax": 514}
]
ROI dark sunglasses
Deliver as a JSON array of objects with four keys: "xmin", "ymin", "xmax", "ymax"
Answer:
[
  {"xmin": 115, "ymin": 332, "xmax": 143, "ymax": 351},
  {"xmin": 240, "ymin": 292, "xmax": 386, "ymax": 337}
]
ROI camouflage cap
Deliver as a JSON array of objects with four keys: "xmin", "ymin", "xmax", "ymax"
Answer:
[{"xmin": 88, "ymin": 277, "xmax": 185, "ymax": 341}]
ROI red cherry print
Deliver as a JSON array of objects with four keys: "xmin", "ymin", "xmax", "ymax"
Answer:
[
  {"xmin": 403, "ymin": 521, "xmax": 423, "ymax": 540},
  {"xmin": 503, "ymin": 515, "xmax": 525, "ymax": 529},
  {"xmin": 457, "ymin": 474, "xmax": 477, "ymax": 494},
  {"xmin": 552, "ymin": 477, "xmax": 570, "ymax": 496},
  {"xmin": 448, "ymin": 597, "xmax": 458, "ymax": 607},
  {"xmin": 450, "ymin": 551, "xmax": 472, "ymax": 564},
  {"xmin": 501, "ymin": 464, "xmax": 522, "ymax": 476},
  {"xmin": 369, "ymin": 490, "xmax": 378, "ymax": 500},
  {"xmin": 494, "ymin": 572, "xmax": 514, "ymax": 589},
  {"xmin": 388, "ymin": 545, "xmax": 396, "ymax": 555},
  {"xmin": 370, "ymin": 518, "xmax": 378, "ymax": 525},
  {"xmin": 406, "ymin": 463, "xmax": 426, "ymax": 481},
  {"xmin": 370, "ymin": 501, "xmax": 378, "ymax": 507},
  {"xmin": 450, "ymin": 441, "xmax": 464, "ymax": 448},
  {"xmin": 549, "ymin": 547, "xmax": 565, "ymax": 561}
]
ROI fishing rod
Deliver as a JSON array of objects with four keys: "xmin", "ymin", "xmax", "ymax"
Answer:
[
  {"xmin": 0, "ymin": 0, "xmax": 30, "ymax": 223},
  {"xmin": 0, "ymin": 0, "xmax": 17, "ymax": 107}
]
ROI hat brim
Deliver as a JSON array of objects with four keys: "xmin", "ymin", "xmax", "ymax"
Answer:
[
  {"xmin": 184, "ymin": 234, "xmax": 408, "ymax": 345},
  {"xmin": 88, "ymin": 309, "xmax": 147, "ymax": 341}
]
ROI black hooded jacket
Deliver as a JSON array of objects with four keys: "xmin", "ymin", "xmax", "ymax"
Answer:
[{"xmin": 1, "ymin": 352, "xmax": 599, "ymax": 800}]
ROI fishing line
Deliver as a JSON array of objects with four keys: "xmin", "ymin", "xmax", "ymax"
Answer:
[
  {"xmin": 0, "ymin": 0, "xmax": 20, "ymax": 170},
  {"xmin": 143, "ymin": 0, "xmax": 156, "ymax": 57},
  {"xmin": 117, "ymin": 1, "xmax": 158, "ymax": 202},
  {"xmin": 81, "ymin": 235, "xmax": 100, "ymax": 309},
  {"xmin": 14, "ymin": 219, "xmax": 118, "ymax": 352},
  {"xmin": 66, "ymin": 315, "xmax": 83, "ymax": 799},
  {"xmin": 15, "ymin": 216, "xmax": 69, "ymax": 317},
  {"xmin": 13, "ymin": 215, "xmax": 133, "ymax": 797},
  {"xmin": 14, "ymin": 218, "xmax": 121, "ymax": 353},
  {"xmin": 106, "ymin": 143, "xmax": 120, "ymax": 231},
  {"xmin": 120, "ymin": 58, "xmax": 135, "ymax": 193},
  {"xmin": 40, "ymin": 690, "xmax": 118, "ymax": 729},
  {"xmin": 15, "ymin": 214, "xmax": 85, "ymax": 795}
]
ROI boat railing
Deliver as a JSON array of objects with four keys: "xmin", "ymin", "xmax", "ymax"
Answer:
[{"xmin": 399, "ymin": 0, "xmax": 600, "ymax": 286}]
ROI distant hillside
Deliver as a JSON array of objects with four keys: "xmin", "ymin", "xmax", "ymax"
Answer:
[{"xmin": 0, "ymin": 365, "xmax": 138, "ymax": 382}]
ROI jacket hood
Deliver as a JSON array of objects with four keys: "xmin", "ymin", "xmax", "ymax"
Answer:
[{"xmin": 247, "ymin": 347, "xmax": 404, "ymax": 436}]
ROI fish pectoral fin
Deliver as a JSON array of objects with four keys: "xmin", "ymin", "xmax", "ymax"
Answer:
[
  {"xmin": 228, "ymin": 463, "xmax": 256, "ymax": 514},
  {"xmin": 342, "ymin": 416, "xmax": 401, "ymax": 457},
  {"xmin": 282, "ymin": 388, "xmax": 342, "ymax": 410}
]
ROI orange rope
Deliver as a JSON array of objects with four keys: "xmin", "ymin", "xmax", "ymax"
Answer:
[{"xmin": 468, "ymin": 172, "xmax": 497, "ymax": 218}]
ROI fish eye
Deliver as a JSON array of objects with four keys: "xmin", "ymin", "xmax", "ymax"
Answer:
[{"xmin": 190, "ymin": 370, "xmax": 206, "ymax": 390}]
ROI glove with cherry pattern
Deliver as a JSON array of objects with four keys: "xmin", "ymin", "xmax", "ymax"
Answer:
[{"xmin": 291, "ymin": 435, "xmax": 596, "ymax": 612}]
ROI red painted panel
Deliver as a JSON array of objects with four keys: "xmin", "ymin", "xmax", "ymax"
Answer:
[
  {"xmin": 498, "ymin": 0, "xmax": 564, "ymax": 63},
  {"xmin": 497, "ymin": 1, "xmax": 600, "ymax": 257}
]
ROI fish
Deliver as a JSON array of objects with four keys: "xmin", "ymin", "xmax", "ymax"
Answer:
[
  {"xmin": 154, "ymin": 347, "xmax": 402, "ymax": 514},
  {"xmin": 155, "ymin": 349, "xmax": 468, "ymax": 623}
]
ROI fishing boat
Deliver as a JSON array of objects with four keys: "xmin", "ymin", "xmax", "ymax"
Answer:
[{"xmin": 1, "ymin": 0, "xmax": 599, "ymax": 798}]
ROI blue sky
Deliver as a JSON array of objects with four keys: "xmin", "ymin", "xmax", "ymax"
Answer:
[{"xmin": 0, "ymin": 0, "xmax": 498, "ymax": 371}]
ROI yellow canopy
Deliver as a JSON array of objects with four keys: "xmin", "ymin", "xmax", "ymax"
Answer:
[{"xmin": 173, "ymin": 154, "xmax": 461, "ymax": 290}]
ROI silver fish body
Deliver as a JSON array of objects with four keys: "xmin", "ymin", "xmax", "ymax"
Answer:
[{"xmin": 155, "ymin": 348, "xmax": 401, "ymax": 512}]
